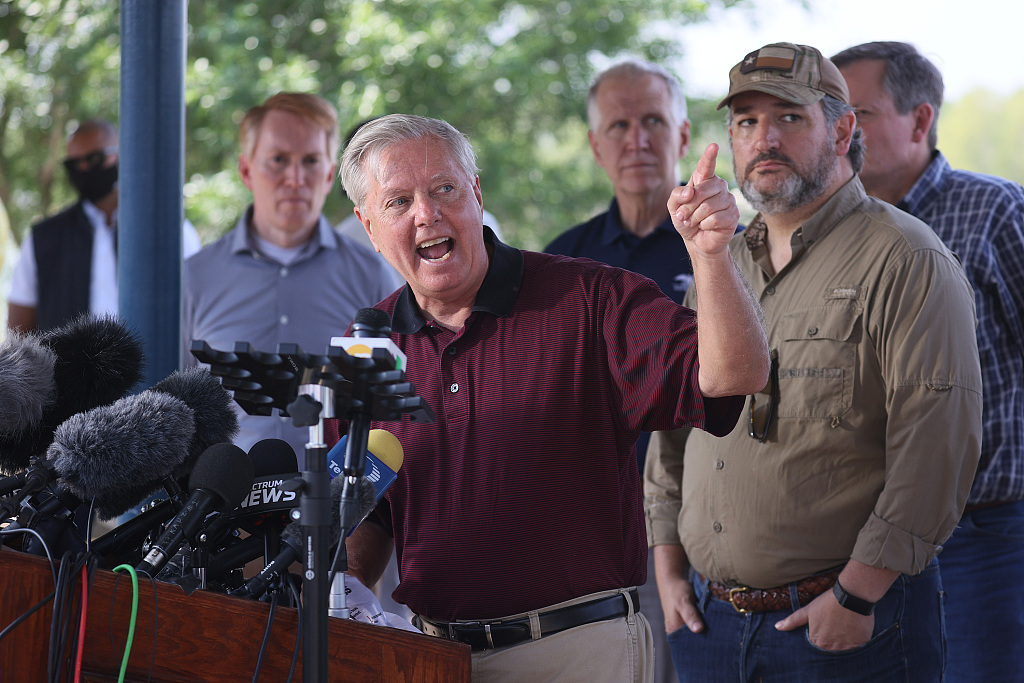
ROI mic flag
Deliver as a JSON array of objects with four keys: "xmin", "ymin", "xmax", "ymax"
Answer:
[
  {"xmin": 331, "ymin": 307, "xmax": 406, "ymax": 372},
  {"xmin": 328, "ymin": 429, "xmax": 403, "ymax": 530}
]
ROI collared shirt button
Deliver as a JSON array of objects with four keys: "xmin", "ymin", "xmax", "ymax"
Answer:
[
  {"xmin": 450, "ymin": 382, "xmax": 459, "ymax": 393},
  {"xmin": 713, "ymin": 522, "xmax": 723, "ymax": 533},
  {"xmin": 808, "ymin": 326, "xmax": 818, "ymax": 336},
  {"xmin": 447, "ymin": 347, "xmax": 457, "ymax": 356},
  {"xmin": 280, "ymin": 315, "xmax": 289, "ymax": 325},
  {"xmin": 765, "ymin": 285, "xmax": 776, "ymax": 295},
  {"xmin": 280, "ymin": 267, "xmax": 289, "ymax": 277},
  {"xmin": 715, "ymin": 460, "xmax": 724, "ymax": 470}
]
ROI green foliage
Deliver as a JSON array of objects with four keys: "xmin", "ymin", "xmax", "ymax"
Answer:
[
  {"xmin": 939, "ymin": 87, "xmax": 1024, "ymax": 186},
  {"xmin": 1, "ymin": 0, "xmax": 746, "ymax": 252}
]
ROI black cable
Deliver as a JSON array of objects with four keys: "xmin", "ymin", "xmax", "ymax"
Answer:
[
  {"xmin": 251, "ymin": 591, "xmax": 279, "ymax": 682},
  {"xmin": 286, "ymin": 577, "xmax": 301, "ymax": 683},
  {"xmin": 0, "ymin": 589, "xmax": 56, "ymax": 641}
]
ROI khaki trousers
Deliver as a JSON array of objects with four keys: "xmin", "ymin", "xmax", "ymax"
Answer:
[{"xmin": 468, "ymin": 587, "xmax": 654, "ymax": 683}]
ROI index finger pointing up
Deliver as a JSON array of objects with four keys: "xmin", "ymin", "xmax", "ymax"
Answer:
[{"xmin": 688, "ymin": 142, "xmax": 720, "ymax": 186}]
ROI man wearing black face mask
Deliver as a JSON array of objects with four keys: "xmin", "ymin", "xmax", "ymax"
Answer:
[{"xmin": 7, "ymin": 118, "xmax": 200, "ymax": 331}]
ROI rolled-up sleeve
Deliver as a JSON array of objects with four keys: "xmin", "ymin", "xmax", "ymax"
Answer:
[{"xmin": 852, "ymin": 247, "xmax": 983, "ymax": 574}]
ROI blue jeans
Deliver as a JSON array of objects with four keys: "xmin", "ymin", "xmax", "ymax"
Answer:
[
  {"xmin": 940, "ymin": 500, "xmax": 1024, "ymax": 683},
  {"xmin": 668, "ymin": 562, "xmax": 945, "ymax": 683}
]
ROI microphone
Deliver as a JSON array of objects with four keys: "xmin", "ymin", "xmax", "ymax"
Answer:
[
  {"xmin": 0, "ymin": 315, "xmax": 144, "ymax": 472},
  {"xmin": 0, "ymin": 330, "xmax": 56, "ymax": 436},
  {"xmin": 45, "ymin": 391, "xmax": 197, "ymax": 521},
  {"xmin": 233, "ymin": 439, "xmax": 300, "ymax": 534},
  {"xmin": 150, "ymin": 367, "xmax": 240, "ymax": 481},
  {"xmin": 136, "ymin": 443, "xmax": 255, "ymax": 577},
  {"xmin": 231, "ymin": 475, "xmax": 375, "ymax": 600},
  {"xmin": 327, "ymin": 429, "xmax": 404, "ymax": 530},
  {"xmin": 0, "ymin": 391, "xmax": 195, "ymax": 521},
  {"xmin": 331, "ymin": 307, "xmax": 406, "ymax": 372}
]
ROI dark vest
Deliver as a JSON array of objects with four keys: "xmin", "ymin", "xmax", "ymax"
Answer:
[{"xmin": 31, "ymin": 202, "xmax": 94, "ymax": 331}]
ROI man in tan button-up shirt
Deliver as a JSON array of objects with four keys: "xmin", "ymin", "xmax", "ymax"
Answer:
[{"xmin": 644, "ymin": 42, "xmax": 981, "ymax": 683}]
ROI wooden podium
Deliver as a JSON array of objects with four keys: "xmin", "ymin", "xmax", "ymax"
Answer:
[{"xmin": 0, "ymin": 549, "xmax": 469, "ymax": 682}]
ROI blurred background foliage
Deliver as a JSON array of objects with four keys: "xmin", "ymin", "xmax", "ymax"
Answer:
[
  {"xmin": 1, "ymin": 0, "xmax": 1021, "ymax": 259},
  {"xmin": 0, "ymin": 0, "xmax": 745, "ymax": 254}
]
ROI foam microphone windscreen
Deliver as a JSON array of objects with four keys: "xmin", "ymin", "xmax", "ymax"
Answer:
[
  {"xmin": 0, "ymin": 315, "xmax": 144, "ymax": 472},
  {"xmin": 48, "ymin": 391, "xmax": 196, "ymax": 520},
  {"xmin": 0, "ymin": 331, "xmax": 57, "ymax": 436},
  {"xmin": 150, "ymin": 367, "xmax": 240, "ymax": 480},
  {"xmin": 249, "ymin": 439, "xmax": 298, "ymax": 477},
  {"xmin": 40, "ymin": 314, "xmax": 146, "ymax": 424}
]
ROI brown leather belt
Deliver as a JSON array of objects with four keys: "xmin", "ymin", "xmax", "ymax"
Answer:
[
  {"xmin": 416, "ymin": 589, "xmax": 639, "ymax": 651},
  {"xmin": 700, "ymin": 569, "xmax": 841, "ymax": 613}
]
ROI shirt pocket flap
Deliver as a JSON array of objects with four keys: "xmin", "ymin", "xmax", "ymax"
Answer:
[{"xmin": 778, "ymin": 304, "xmax": 861, "ymax": 343}]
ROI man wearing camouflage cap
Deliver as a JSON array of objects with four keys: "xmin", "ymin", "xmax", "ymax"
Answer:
[{"xmin": 643, "ymin": 43, "xmax": 982, "ymax": 681}]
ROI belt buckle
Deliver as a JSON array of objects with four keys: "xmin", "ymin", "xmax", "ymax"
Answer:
[
  {"xmin": 727, "ymin": 586, "xmax": 753, "ymax": 614},
  {"xmin": 449, "ymin": 621, "xmax": 496, "ymax": 650},
  {"xmin": 448, "ymin": 620, "xmax": 479, "ymax": 641}
]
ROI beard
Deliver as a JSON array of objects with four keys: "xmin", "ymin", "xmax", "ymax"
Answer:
[{"xmin": 736, "ymin": 136, "xmax": 837, "ymax": 215}]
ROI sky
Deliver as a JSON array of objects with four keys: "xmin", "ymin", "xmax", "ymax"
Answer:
[{"xmin": 672, "ymin": 0, "xmax": 1023, "ymax": 101}]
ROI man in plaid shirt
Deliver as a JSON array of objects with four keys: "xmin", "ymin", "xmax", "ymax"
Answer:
[{"xmin": 835, "ymin": 41, "xmax": 1024, "ymax": 683}]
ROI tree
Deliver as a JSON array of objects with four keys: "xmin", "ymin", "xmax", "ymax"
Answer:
[
  {"xmin": 0, "ymin": 0, "xmax": 747, "ymax": 253},
  {"xmin": 938, "ymin": 87, "xmax": 1024, "ymax": 186}
]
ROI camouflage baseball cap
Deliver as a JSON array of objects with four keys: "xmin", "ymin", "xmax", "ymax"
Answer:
[{"xmin": 717, "ymin": 42, "xmax": 850, "ymax": 110}]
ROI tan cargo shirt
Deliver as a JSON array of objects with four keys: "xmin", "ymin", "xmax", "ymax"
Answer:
[{"xmin": 645, "ymin": 177, "xmax": 983, "ymax": 588}]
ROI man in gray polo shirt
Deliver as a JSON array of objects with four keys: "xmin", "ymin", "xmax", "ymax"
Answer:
[{"xmin": 183, "ymin": 92, "xmax": 401, "ymax": 457}]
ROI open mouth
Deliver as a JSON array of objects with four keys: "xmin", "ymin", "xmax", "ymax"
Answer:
[{"xmin": 417, "ymin": 237, "xmax": 454, "ymax": 262}]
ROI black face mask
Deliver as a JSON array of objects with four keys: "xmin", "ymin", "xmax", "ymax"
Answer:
[{"xmin": 65, "ymin": 162, "xmax": 118, "ymax": 203}]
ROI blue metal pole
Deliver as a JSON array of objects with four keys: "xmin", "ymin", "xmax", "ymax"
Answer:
[{"xmin": 119, "ymin": 0, "xmax": 186, "ymax": 388}]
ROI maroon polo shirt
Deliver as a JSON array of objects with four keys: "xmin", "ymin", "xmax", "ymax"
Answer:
[{"xmin": 328, "ymin": 230, "xmax": 743, "ymax": 620}]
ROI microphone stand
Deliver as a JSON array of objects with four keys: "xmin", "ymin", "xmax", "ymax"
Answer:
[
  {"xmin": 190, "ymin": 333, "xmax": 435, "ymax": 683},
  {"xmin": 293, "ymin": 381, "xmax": 334, "ymax": 683}
]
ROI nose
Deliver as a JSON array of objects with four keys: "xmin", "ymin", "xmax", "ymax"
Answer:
[
  {"xmin": 626, "ymin": 122, "xmax": 650, "ymax": 152},
  {"xmin": 413, "ymin": 194, "xmax": 441, "ymax": 227},
  {"xmin": 753, "ymin": 122, "xmax": 780, "ymax": 152},
  {"xmin": 282, "ymin": 160, "xmax": 303, "ymax": 186}
]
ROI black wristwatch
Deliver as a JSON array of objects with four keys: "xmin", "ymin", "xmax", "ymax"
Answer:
[{"xmin": 832, "ymin": 580, "xmax": 877, "ymax": 616}]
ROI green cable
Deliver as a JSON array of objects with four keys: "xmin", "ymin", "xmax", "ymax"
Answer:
[{"xmin": 111, "ymin": 565, "xmax": 139, "ymax": 683}]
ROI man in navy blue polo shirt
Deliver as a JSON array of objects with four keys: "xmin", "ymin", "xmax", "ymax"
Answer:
[{"xmin": 546, "ymin": 60, "xmax": 696, "ymax": 680}]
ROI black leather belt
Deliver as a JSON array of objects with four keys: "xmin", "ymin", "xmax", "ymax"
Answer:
[{"xmin": 416, "ymin": 588, "xmax": 640, "ymax": 651}]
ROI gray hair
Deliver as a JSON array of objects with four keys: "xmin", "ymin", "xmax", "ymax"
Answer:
[
  {"xmin": 339, "ymin": 114, "xmax": 480, "ymax": 209},
  {"xmin": 586, "ymin": 58, "xmax": 688, "ymax": 130},
  {"xmin": 820, "ymin": 95, "xmax": 865, "ymax": 174},
  {"xmin": 831, "ymin": 41, "xmax": 943, "ymax": 150}
]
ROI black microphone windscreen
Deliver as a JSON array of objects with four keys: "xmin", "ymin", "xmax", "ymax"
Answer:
[
  {"xmin": 248, "ymin": 439, "xmax": 297, "ymax": 477},
  {"xmin": 151, "ymin": 367, "xmax": 240, "ymax": 479},
  {"xmin": 0, "ymin": 315, "xmax": 144, "ymax": 473},
  {"xmin": 187, "ymin": 443, "xmax": 255, "ymax": 513},
  {"xmin": 351, "ymin": 307, "xmax": 392, "ymax": 337},
  {"xmin": 48, "ymin": 391, "xmax": 195, "ymax": 520},
  {"xmin": 40, "ymin": 314, "xmax": 145, "ymax": 424},
  {"xmin": 0, "ymin": 331, "xmax": 56, "ymax": 439}
]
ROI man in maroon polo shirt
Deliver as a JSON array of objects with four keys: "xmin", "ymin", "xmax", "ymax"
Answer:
[{"xmin": 334, "ymin": 114, "xmax": 768, "ymax": 682}]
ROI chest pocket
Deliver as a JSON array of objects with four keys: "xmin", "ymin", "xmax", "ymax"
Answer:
[{"xmin": 775, "ymin": 304, "xmax": 862, "ymax": 421}]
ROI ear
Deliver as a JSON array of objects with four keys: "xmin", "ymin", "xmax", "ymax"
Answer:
[
  {"xmin": 833, "ymin": 110, "xmax": 856, "ymax": 157},
  {"xmin": 911, "ymin": 102, "xmax": 935, "ymax": 144},
  {"xmin": 678, "ymin": 119, "xmax": 692, "ymax": 160},
  {"xmin": 587, "ymin": 129, "xmax": 605, "ymax": 168},
  {"xmin": 238, "ymin": 155, "xmax": 255, "ymax": 193},
  {"xmin": 353, "ymin": 206, "xmax": 379, "ymax": 252}
]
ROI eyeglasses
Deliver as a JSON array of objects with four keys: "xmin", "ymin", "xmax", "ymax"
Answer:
[
  {"xmin": 62, "ymin": 148, "xmax": 118, "ymax": 172},
  {"xmin": 747, "ymin": 349, "xmax": 779, "ymax": 442}
]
